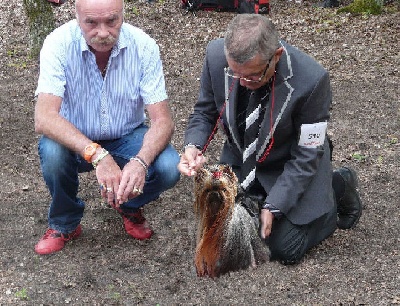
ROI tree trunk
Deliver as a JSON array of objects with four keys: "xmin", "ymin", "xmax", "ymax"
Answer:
[{"xmin": 23, "ymin": 0, "xmax": 55, "ymax": 58}]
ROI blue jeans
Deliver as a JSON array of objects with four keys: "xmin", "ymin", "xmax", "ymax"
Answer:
[{"xmin": 38, "ymin": 125, "xmax": 180, "ymax": 233}]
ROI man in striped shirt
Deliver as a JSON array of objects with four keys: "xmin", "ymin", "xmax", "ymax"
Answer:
[{"xmin": 34, "ymin": 0, "xmax": 180, "ymax": 255}]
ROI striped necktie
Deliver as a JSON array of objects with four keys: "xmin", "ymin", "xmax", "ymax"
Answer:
[{"xmin": 240, "ymin": 88, "xmax": 270, "ymax": 191}]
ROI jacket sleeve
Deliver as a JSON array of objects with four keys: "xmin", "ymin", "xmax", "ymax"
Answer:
[{"xmin": 265, "ymin": 70, "xmax": 332, "ymax": 216}]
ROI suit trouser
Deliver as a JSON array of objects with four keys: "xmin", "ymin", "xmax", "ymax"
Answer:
[{"xmin": 266, "ymin": 203, "xmax": 337, "ymax": 264}]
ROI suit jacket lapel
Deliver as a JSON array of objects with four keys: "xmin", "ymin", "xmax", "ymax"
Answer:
[
  {"xmin": 256, "ymin": 44, "xmax": 295, "ymax": 160},
  {"xmin": 225, "ymin": 77, "xmax": 243, "ymax": 153}
]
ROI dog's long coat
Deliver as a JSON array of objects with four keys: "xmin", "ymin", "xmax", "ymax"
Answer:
[{"xmin": 194, "ymin": 164, "xmax": 269, "ymax": 277}]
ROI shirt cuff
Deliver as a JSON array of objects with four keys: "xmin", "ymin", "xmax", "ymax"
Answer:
[
  {"xmin": 184, "ymin": 143, "xmax": 203, "ymax": 151},
  {"xmin": 262, "ymin": 202, "xmax": 283, "ymax": 219}
]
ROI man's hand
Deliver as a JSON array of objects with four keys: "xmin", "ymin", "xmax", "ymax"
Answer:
[
  {"xmin": 178, "ymin": 147, "xmax": 207, "ymax": 176},
  {"xmin": 96, "ymin": 154, "xmax": 122, "ymax": 206},
  {"xmin": 115, "ymin": 159, "xmax": 148, "ymax": 205},
  {"xmin": 260, "ymin": 209, "xmax": 274, "ymax": 239}
]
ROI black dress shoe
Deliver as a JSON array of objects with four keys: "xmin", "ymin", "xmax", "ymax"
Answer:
[{"xmin": 334, "ymin": 167, "xmax": 362, "ymax": 229}]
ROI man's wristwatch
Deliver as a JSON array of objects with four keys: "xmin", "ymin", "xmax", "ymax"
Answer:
[{"xmin": 83, "ymin": 143, "xmax": 99, "ymax": 163}]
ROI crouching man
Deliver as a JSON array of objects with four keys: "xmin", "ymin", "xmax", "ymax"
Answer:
[{"xmin": 34, "ymin": 0, "xmax": 180, "ymax": 255}]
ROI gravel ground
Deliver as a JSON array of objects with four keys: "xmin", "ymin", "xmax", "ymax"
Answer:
[{"xmin": 0, "ymin": 0, "xmax": 399, "ymax": 304}]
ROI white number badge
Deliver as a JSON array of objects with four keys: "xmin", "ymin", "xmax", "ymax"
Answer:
[{"xmin": 298, "ymin": 122, "xmax": 327, "ymax": 148}]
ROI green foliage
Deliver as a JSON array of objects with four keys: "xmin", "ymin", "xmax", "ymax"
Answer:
[
  {"xmin": 131, "ymin": 6, "xmax": 140, "ymax": 16},
  {"xmin": 8, "ymin": 62, "xmax": 28, "ymax": 69},
  {"xmin": 337, "ymin": 0, "xmax": 383, "ymax": 15},
  {"xmin": 389, "ymin": 137, "xmax": 398, "ymax": 145},
  {"xmin": 15, "ymin": 288, "xmax": 29, "ymax": 300},
  {"xmin": 107, "ymin": 285, "xmax": 121, "ymax": 301},
  {"xmin": 351, "ymin": 152, "xmax": 367, "ymax": 162},
  {"xmin": 111, "ymin": 292, "xmax": 121, "ymax": 300},
  {"xmin": 6, "ymin": 48, "xmax": 28, "ymax": 69},
  {"xmin": 23, "ymin": 0, "xmax": 56, "ymax": 58}
]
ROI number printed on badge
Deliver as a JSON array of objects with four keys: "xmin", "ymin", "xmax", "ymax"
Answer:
[{"xmin": 298, "ymin": 122, "xmax": 327, "ymax": 148}]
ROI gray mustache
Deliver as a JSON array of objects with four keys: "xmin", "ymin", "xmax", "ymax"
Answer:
[{"xmin": 90, "ymin": 36, "xmax": 116, "ymax": 45}]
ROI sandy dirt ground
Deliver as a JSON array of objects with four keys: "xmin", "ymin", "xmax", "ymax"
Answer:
[{"xmin": 0, "ymin": 0, "xmax": 399, "ymax": 304}]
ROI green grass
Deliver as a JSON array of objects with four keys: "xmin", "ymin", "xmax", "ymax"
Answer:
[
  {"xmin": 15, "ymin": 288, "xmax": 29, "ymax": 301},
  {"xmin": 337, "ymin": 0, "xmax": 383, "ymax": 15}
]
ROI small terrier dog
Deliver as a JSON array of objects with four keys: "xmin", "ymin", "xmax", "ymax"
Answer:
[{"xmin": 193, "ymin": 164, "xmax": 269, "ymax": 278}]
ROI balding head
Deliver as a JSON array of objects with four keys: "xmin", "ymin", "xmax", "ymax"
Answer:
[
  {"xmin": 75, "ymin": 0, "xmax": 124, "ymax": 53},
  {"xmin": 75, "ymin": 0, "xmax": 124, "ymax": 8},
  {"xmin": 76, "ymin": 0, "xmax": 124, "ymax": 21}
]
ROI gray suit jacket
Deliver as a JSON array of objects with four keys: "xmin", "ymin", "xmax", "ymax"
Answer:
[{"xmin": 185, "ymin": 38, "xmax": 335, "ymax": 225}]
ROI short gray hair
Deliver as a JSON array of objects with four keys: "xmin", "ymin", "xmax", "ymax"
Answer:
[{"xmin": 224, "ymin": 14, "xmax": 280, "ymax": 64}]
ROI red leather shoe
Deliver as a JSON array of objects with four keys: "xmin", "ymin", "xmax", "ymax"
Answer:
[
  {"xmin": 47, "ymin": 0, "xmax": 67, "ymax": 6},
  {"xmin": 35, "ymin": 225, "xmax": 82, "ymax": 255},
  {"xmin": 122, "ymin": 209, "xmax": 153, "ymax": 240}
]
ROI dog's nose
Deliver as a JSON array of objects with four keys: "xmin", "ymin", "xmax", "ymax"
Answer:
[{"xmin": 209, "ymin": 191, "xmax": 222, "ymax": 202}]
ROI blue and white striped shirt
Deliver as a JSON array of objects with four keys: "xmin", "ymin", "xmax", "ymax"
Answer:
[{"xmin": 35, "ymin": 20, "xmax": 168, "ymax": 140}]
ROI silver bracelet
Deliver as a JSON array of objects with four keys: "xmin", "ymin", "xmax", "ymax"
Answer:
[
  {"xmin": 130, "ymin": 156, "xmax": 148, "ymax": 173},
  {"xmin": 91, "ymin": 148, "xmax": 109, "ymax": 169}
]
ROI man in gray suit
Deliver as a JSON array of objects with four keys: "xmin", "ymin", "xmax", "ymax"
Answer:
[{"xmin": 178, "ymin": 14, "xmax": 362, "ymax": 264}]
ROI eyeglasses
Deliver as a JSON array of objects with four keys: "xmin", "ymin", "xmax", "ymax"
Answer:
[{"xmin": 225, "ymin": 53, "xmax": 275, "ymax": 83}]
